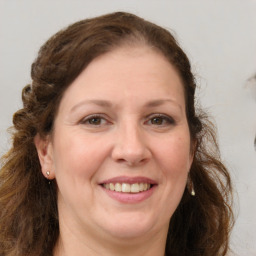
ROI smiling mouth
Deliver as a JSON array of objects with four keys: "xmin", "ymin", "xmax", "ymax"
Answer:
[{"xmin": 102, "ymin": 183, "xmax": 153, "ymax": 193}]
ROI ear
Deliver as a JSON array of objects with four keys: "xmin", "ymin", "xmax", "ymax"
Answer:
[{"xmin": 34, "ymin": 134, "xmax": 55, "ymax": 180}]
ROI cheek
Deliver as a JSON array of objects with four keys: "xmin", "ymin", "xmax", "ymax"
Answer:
[
  {"xmin": 157, "ymin": 135, "xmax": 192, "ymax": 175},
  {"xmin": 151, "ymin": 134, "xmax": 191, "ymax": 221},
  {"xmin": 153, "ymin": 133, "xmax": 192, "ymax": 204},
  {"xmin": 52, "ymin": 130, "xmax": 108, "ymax": 181}
]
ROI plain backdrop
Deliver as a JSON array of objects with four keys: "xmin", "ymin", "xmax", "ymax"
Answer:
[{"xmin": 0, "ymin": 0, "xmax": 256, "ymax": 255}]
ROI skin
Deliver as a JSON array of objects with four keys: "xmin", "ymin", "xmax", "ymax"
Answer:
[{"xmin": 35, "ymin": 45, "xmax": 194, "ymax": 256}]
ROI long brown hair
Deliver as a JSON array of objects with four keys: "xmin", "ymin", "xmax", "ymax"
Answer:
[{"xmin": 0, "ymin": 12, "xmax": 233, "ymax": 256}]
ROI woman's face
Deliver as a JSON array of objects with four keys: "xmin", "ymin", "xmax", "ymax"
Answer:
[{"xmin": 38, "ymin": 46, "xmax": 193, "ymax": 242}]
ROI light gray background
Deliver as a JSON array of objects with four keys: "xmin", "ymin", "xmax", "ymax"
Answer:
[{"xmin": 0, "ymin": 0, "xmax": 255, "ymax": 255}]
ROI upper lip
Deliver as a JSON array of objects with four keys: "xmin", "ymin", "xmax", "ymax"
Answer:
[{"xmin": 100, "ymin": 176, "xmax": 157, "ymax": 185}]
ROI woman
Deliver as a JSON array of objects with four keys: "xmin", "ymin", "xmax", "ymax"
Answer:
[{"xmin": 0, "ymin": 12, "xmax": 234, "ymax": 256}]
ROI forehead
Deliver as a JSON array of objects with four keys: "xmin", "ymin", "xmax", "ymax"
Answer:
[{"xmin": 58, "ymin": 45, "xmax": 185, "ymax": 111}]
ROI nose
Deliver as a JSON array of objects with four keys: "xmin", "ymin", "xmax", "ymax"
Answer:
[{"xmin": 111, "ymin": 121, "xmax": 151, "ymax": 166}]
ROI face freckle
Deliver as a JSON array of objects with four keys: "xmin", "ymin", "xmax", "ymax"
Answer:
[{"xmin": 46, "ymin": 45, "xmax": 193, "ymax": 243}]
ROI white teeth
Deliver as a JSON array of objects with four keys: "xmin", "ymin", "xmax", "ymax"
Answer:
[
  {"xmin": 139, "ymin": 183, "xmax": 144, "ymax": 191},
  {"xmin": 103, "ymin": 182, "xmax": 151, "ymax": 193},
  {"xmin": 131, "ymin": 183, "xmax": 139, "ymax": 193},
  {"xmin": 115, "ymin": 183, "xmax": 122, "ymax": 192},
  {"xmin": 122, "ymin": 183, "xmax": 131, "ymax": 193},
  {"xmin": 109, "ymin": 183, "xmax": 115, "ymax": 191}
]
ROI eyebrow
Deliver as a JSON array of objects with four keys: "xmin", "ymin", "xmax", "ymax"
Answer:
[
  {"xmin": 70, "ymin": 99, "xmax": 112, "ymax": 113},
  {"xmin": 70, "ymin": 98, "xmax": 182, "ymax": 113},
  {"xmin": 145, "ymin": 99, "xmax": 182, "ymax": 109}
]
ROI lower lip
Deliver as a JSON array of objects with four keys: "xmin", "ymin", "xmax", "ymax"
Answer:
[{"xmin": 101, "ymin": 185, "xmax": 156, "ymax": 204}]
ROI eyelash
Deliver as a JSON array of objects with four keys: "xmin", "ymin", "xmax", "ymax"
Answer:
[
  {"xmin": 80, "ymin": 114, "xmax": 109, "ymax": 126},
  {"xmin": 145, "ymin": 114, "xmax": 175, "ymax": 126},
  {"xmin": 79, "ymin": 114, "xmax": 175, "ymax": 127}
]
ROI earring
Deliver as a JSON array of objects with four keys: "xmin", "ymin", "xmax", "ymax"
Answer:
[
  {"xmin": 190, "ymin": 185, "xmax": 195, "ymax": 196},
  {"xmin": 46, "ymin": 171, "xmax": 51, "ymax": 185},
  {"xmin": 187, "ymin": 176, "xmax": 195, "ymax": 196}
]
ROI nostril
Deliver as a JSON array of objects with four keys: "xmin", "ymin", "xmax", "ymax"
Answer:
[
  {"xmin": 116, "ymin": 158, "xmax": 126, "ymax": 164},
  {"xmin": 115, "ymin": 157, "xmax": 149, "ymax": 166},
  {"xmin": 111, "ymin": 134, "xmax": 151, "ymax": 166}
]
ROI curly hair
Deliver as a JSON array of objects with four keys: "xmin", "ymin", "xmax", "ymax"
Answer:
[{"xmin": 0, "ymin": 12, "xmax": 233, "ymax": 256}]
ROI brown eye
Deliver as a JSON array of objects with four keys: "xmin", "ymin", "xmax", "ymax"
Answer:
[
  {"xmin": 88, "ymin": 117, "xmax": 102, "ymax": 125},
  {"xmin": 146, "ymin": 114, "xmax": 175, "ymax": 127},
  {"xmin": 80, "ymin": 115, "xmax": 108, "ymax": 126},
  {"xmin": 151, "ymin": 117, "xmax": 164, "ymax": 125}
]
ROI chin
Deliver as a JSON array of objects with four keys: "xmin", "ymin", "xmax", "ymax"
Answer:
[
  {"xmin": 108, "ymin": 227, "xmax": 151, "ymax": 240},
  {"xmin": 100, "ymin": 214, "xmax": 161, "ymax": 240}
]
